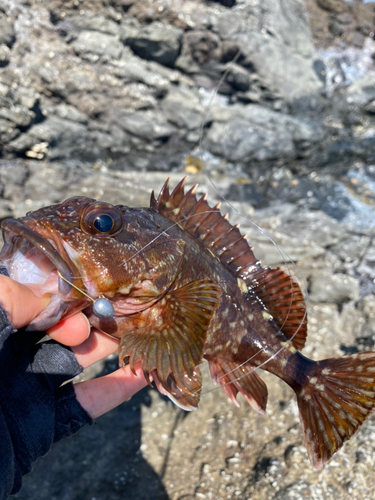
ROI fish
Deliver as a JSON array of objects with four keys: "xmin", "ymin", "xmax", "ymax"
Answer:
[{"xmin": 1, "ymin": 177, "xmax": 375, "ymax": 469}]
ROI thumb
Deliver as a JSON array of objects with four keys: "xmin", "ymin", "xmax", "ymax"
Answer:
[{"xmin": 0, "ymin": 275, "xmax": 51, "ymax": 329}]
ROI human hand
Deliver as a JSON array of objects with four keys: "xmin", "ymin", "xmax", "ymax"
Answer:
[{"xmin": 0, "ymin": 275, "xmax": 147, "ymax": 419}]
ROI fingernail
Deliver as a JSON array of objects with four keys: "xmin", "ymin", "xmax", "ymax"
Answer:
[{"xmin": 82, "ymin": 313, "xmax": 91, "ymax": 339}]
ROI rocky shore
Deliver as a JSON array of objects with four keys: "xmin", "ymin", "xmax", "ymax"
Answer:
[
  {"xmin": 1, "ymin": 0, "xmax": 375, "ymax": 499},
  {"xmin": 0, "ymin": 0, "xmax": 374, "ymax": 174}
]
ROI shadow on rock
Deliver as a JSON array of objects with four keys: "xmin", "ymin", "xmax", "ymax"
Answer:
[{"xmin": 14, "ymin": 357, "xmax": 171, "ymax": 500}]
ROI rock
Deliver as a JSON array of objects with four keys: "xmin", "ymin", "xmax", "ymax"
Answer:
[
  {"xmin": 223, "ymin": 63, "xmax": 250, "ymax": 92},
  {"xmin": 113, "ymin": 109, "xmax": 176, "ymax": 140},
  {"xmin": 212, "ymin": 0, "xmax": 236, "ymax": 6},
  {"xmin": 364, "ymin": 99, "xmax": 375, "ymax": 115},
  {"xmin": 119, "ymin": 17, "xmax": 141, "ymax": 42},
  {"xmin": 357, "ymin": 294, "xmax": 375, "ymax": 335},
  {"xmin": 221, "ymin": 40, "xmax": 242, "ymax": 63},
  {"xmin": 54, "ymin": 103, "xmax": 88, "ymax": 124},
  {"xmin": 330, "ymin": 234, "xmax": 371, "ymax": 263},
  {"xmin": 0, "ymin": 105, "xmax": 35, "ymax": 127},
  {"xmin": 0, "ymin": 81, "xmax": 8, "ymax": 97},
  {"xmin": 63, "ymin": 13, "xmax": 120, "ymax": 36},
  {"xmin": 317, "ymin": 0, "xmax": 346, "ymax": 14},
  {"xmin": 309, "ymin": 272, "xmax": 360, "ymax": 303},
  {"xmin": 73, "ymin": 30, "xmax": 123, "ymax": 60},
  {"xmin": 329, "ymin": 20, "xmax": 343, "ymax": 37},
  {"xmin": 357, "ymin": 242, "xmax": 375, "ymax": 282},
  {"xmin": 215, "ymin": 0, "xmax": 322, "ymax": 104},
  {"xmin": 341, "ymin": 75, "xmax": 375, "ymax": 109},
  {"xmin": 289, "ymin": 116, "xmax": 324, "ymax": 149},
  {"xmin": 182, "ymin": 30, "xmax": 221, "ymax": 65},
  {"xmin": 0, "ymin": 1, "xmax": 7, "ymax": 13},
  {"xmin": 204, "ymin": 104, "xmax": 322, "ymax": 164},
  {"xmin": 0, "ymin": 118, "xmax": 18, "ymax": 147},
  {"xmin": 336, "ymin": 12, "xmax": 354, "ymax": 25},
  {"xmin": 0, "ymin": 43, "xmax": 10, "ymax": 66},
  {"xmin": 161, "ymin": 86, "xmax": 203, "ymax": 129},
  {"xmin": 0, "ymin": 15, "xmax": 14, "ymax": 47},
  {"xmin": 313, "ymin": 59, "xmax": 327, "ymax": 84},
  {"xmin": 346, "ymin": 30, "xmax": 365, "ymax": 49},
  {"xmin": 340, "ymin": 294, "xmax": 375, "ymax": 343},
  {"xmin": 0, "ymin": 160, "xmax": 28, "ymax": 187},
  {"xmin": 271, "ymin": 210, "xmax": 347, "ymax": 248},
  {"xmin": 0, "ymin": 118, "xmax": 15, "ymax": 134},
  {"xmin": 126, "ymin": 22, "xmax": 183, "ymax": 67},
  {"xmin": 12, "ymin": 87, "xmax": 39, "ymax": 110},
  {"xmin": 111, "ymin": 53, "xmax": 170, "ymax": 94},
  {"xmin": 205, "ymin": 117, "xmax": 294, "ymax": 163},
  {"xmin": 7, "ymin": 116, "xmax": 90, "ymax": 160},
  {"xmin": 0, "ymin": 0, "xmax": 372, "ymax": 174}
]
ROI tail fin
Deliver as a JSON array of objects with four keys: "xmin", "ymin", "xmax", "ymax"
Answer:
[{"xmin": 297, "ymin": 352, "xmax": 375, "ymax": 468}]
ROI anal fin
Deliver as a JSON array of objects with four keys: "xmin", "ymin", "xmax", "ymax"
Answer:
[{"xmin": 209, "ymin": 360, "xmax": 267, "ymax": 414}]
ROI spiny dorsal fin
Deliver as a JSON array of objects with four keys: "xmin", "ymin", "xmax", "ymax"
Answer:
[
  {"xmin": 153, "ymin": 177, "xmax": 262, "ymax": 278},
  {"xmin": 152, "ymin": 178, "xmax": 308, "ymax": 350}
]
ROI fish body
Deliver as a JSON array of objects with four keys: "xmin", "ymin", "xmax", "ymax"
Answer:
[{"xmin": 1, "ymin": 178, "xmax": 375, "ymax": 468}]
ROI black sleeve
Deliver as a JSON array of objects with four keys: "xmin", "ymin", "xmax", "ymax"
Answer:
[{"xmin": 0, "ymin": 282, "xmax": 93, "ymax": 498}]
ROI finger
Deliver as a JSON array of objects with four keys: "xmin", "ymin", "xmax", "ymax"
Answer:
[
  {"xmin": 0, "ymin": 276, "xmax": 50, "ymax": 329},
  {"xmin": 72, "ymin": 329, "xmax": 119, "ymax": 368},
  {"xmin": 46, "ymin": 312, "xmax": 91, "ymax": 346},
  {"xmin": 74, "ymin": 363, "xmax": 148, "ymax": 419}
]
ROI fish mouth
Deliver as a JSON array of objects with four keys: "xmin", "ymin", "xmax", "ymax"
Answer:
[
  {"xmin": 1, "ymin": 219, "xmax": 75, "ymax": 295},
  {"xmin": 0, "ymin": 219, "xmax": 81, "ymax": 330}
]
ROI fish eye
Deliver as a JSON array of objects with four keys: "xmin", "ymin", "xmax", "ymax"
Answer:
[
  {"xmin": 81, "ymin": 203, "xmax": 123, "ymax": 236},
  {"xmin": 93, "ymin": 214, "xmax": 114, "ymax": 233}
]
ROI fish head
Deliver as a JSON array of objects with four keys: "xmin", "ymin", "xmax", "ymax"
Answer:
[{"xmin": 0, "ymin": 196, "xmax": 185, "ymax": 332}]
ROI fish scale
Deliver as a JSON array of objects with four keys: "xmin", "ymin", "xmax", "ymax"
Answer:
[{"xmin": 1, "ymin": 177, "xmax": 375, "ymax": 468}]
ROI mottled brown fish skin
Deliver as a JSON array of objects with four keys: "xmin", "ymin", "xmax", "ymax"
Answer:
[{"xmin": 2, "ymin": 178, "xmax": 375, "ymax": 469}]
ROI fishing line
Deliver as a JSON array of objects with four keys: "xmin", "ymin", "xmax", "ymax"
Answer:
[
  {"xmin": 23, "ymin": 53, "xmax": 308, "ymax": 402},
  {"xmin": 110, "ymin": 201, "xmax": 306, "ymax": 396},
  {"xmin": 56, "ymin": 270, "xmax": 115, "ymax": 318},
  {"xmin": 102, "ymin": 52, "xmax": 309, "ymax": 399},
  {"xmin": 188, "ymin": 51, "xmax": 310, "ymax": 397}
]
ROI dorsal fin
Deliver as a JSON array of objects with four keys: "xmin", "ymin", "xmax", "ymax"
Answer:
[
  {"xmin": 152, "ymin": 178, "xmax": 307, "ymax": 350},
  {"xmin": 249, "ymin": 267, "xmax": 307, "ymax": 350},
  {"xmin": 152, "ymin": 177, "xmax": 262, "ymax": 278}
]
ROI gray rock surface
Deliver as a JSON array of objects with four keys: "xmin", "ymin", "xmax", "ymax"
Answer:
[
  {"xmin": 309, "ymin": 272, "xmax": 360, "ymax": 303},
  {"xmin": 0, "ymin": 0, "xmax": 374, "ymax": 172},
  {"xmin": 0, "ymin": 15, "xmax": 14, "ymax": 46},
  {"xmin": 0, "ymin": 44, "xmax": 10, "ymax": 66},
  {"xmin": 73, "ymin": 30, "xmax": 124, "ymax": 60},
  {"xmin": 126, "ymin": 22, "xmax": 183, "ymax": 67}
]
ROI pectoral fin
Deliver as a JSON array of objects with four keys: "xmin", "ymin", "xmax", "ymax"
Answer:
[{"xmin": 118, "ymin": 279, "xmax": 221, "ymax": 409}]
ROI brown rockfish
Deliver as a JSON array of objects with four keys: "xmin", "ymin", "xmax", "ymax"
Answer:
[{"xmin": 1, "ymin": 178, "xmax": 375, "ymax": 468}]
